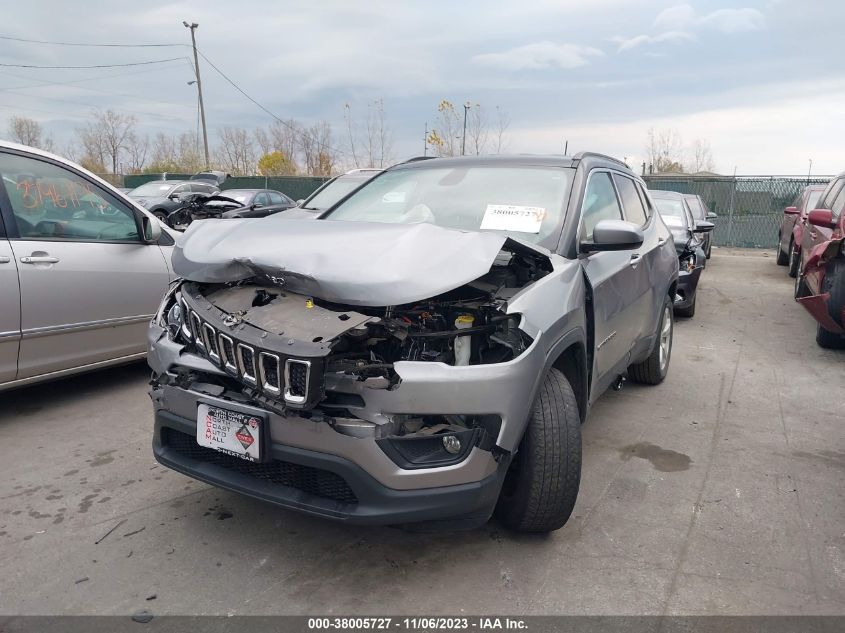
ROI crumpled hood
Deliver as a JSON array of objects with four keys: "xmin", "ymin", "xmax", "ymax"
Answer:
[
  {"xmin": 171, "ymin": 218, "xmax": 550, "ymax": 306},
  {"xmin": 130, "ymin": 195, "xmax": 167, "ymax": 209}
]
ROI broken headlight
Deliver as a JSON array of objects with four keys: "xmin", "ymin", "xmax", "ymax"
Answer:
[{"xmin": 154, "ymin": 281, "xmax": 186, "ymax": 342}]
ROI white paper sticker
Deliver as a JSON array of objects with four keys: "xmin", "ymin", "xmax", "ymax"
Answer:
[{"xmin": 480, "ymin": 204, "xmax": 546, "ymax": 234}]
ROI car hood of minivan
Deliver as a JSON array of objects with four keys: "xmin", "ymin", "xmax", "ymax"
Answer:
[{"xmin": 171, "ymin": 218, "xmax": 551, "ymax": 307}]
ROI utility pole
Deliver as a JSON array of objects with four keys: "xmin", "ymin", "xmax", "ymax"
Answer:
[
  {"xmin": 184, "ymin": 21, "xmax": 210, "ymax": 169},
  {"xmin": 807, "ymin": 158, "xmax": 813, "ymax": 184},
  {"xmin": 461, "ymin": 101, "xmax": 470, "ymax": 156},
  {"xmin": 423, "ymin": 122, "xmax": 428, "ymax": 157},
  {"xmin": 564, "ymin": 140, "xmax": 569, "ymax": 155}
]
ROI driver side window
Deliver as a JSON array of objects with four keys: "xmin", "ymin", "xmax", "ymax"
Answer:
[
  {"xmin": 0, "ymin": 152, "xmax": 139, "ymax": 242},
  {"xmin": 581, "ymin": 172, "xmax": 623, "ymax": 240}
]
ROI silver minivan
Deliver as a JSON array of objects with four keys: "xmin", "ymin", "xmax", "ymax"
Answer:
[{"xmin": 0, "ymin": 142, "xmax": 175, "ymax": 390}]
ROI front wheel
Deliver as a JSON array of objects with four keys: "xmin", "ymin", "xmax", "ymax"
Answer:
[
  {"xmin": 152, "ymin": 209, "xmax": 169, "ymax": 225},
  {"xmin": 628, "ymin": 296, "xmax": 673, "ymax": 385},
  {"xmin": 495, "ymin": 368, "xmax": 581, "ymax": 533},
  {"xmin": 776, "ymin": 245, "xmax": 789, "ymax": 266},
  {"xmin": 816, "ymin": 324, "xmax": 845, "ymax": 349}
]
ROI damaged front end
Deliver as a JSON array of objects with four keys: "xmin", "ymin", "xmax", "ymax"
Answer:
[{"xmin": 148, "ymin": 220, "xmax": 555, "ymax": 524}]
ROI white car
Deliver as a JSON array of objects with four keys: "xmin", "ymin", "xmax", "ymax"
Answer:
[{"xmin": 0, "ymin": 141, "xmax": 177, "ymax": 391}]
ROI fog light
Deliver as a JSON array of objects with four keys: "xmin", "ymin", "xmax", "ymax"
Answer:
[{"xmin": 442, "ymin": 435, "xmax": 462, "ymax": 454}]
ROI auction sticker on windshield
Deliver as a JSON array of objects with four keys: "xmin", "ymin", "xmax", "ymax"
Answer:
[
  {"xmin": 480, "ymin": 204, "xmax": 546, "ymax": 233},
  {"xmin": 196, "ymin": 404, "xmax": 263, "ymax": 462}
]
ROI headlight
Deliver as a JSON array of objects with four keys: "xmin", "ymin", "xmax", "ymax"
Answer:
[
  {"xmin": 686, "ymin": 256, "xmax": 696, "ymax": 272},
  {"xmin": 165, "ymin": 302, "xmax": 183, "ymax": 339},
  {"xmin": 154, "ymin": 281, "xmax": 184, "ymax": 341}
]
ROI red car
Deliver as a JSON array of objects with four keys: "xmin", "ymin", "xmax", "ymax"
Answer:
[
  {"xmin": 776, "ymin": 184, "xmax": 826, "ymax": 277},
  {"xmin": 794, "ymin": 172, "xmax": 845, "ymax": 348}
]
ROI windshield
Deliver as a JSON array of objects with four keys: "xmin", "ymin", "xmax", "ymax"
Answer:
[
  {"xmin": 304, "ymin": 176, "xmax": 373, "ymax": 211},
  {"xmin": 128, "ymin": 181, "xmax": 179, "ymax": 197},
  {"xmin": 325, "ymin": 165, "xmax": 572, "ymax": 245},
  {"xmin": 653, "ymin": 197, "xmax": 689, "ymax": 229}
]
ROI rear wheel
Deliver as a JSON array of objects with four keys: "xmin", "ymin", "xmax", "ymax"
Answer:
[
  {"xmin": 495, "ymin": 368, "xmax": 581, "ymax": 533},
  {"xmin": 788, "ymin": 241, "xmax": 800, "ymax": 278},
  {"xmin": 816, "ymin": 261, "xmax": 845, "ymax": 349},
  {"xmin": 629, "ymin": 296, "xmax": 673, "ymax": 385}
]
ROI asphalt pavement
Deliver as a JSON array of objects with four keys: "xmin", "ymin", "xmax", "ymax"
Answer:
[{"xmin": 0, "ymin": 248, "xmax": 843, "ymax": 616}]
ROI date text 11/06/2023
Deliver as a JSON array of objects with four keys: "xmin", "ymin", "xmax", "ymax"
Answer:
[{"xmin": 307, "ymin": 617, "xmax": 528, "ymax": 631}]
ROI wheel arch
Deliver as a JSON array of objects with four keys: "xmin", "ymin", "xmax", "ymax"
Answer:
[{"xmin": 547, "ymin": 331, "xmax": 589, "ymax": 424}]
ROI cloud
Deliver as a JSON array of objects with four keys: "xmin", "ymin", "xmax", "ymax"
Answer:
[
  {"xmin": 615, "ymin": 4, "xmax": 765, "ymax": 52},
  {"xmin": 698, "ymin": 8, "xmax": 766, "ymax": 33},
  {"xmin": 613, "ymin": 30, "xmax": 695, "ymax": 52},
  {"xmin": 471, "ymin": 41, "xmax": 603, "ymax": 71},
  {"xmin": 653, "ymin": 4, "xmax": 696, "ymax": 31}
]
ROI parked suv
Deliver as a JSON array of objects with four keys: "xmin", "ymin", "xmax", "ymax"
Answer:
[
  {"xmin": 683, "ymin": 194, "xmax": 717, "ymax": 259},
  {"xmin": 148, "ymin": 154, "xmax": 679, "ymax": 532}
]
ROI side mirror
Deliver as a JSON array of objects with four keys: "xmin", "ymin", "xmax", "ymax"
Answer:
[
  {"xmin": 706, "ymin": 211, "xmax": 718, "ymax": 219},
  {"xmin": 252, "ymin": 203, "xmax": 263, "ymax": 209},
  {"xmin": 295, "ymin": 199, "xmax": 305, "ymax": 206},
  {"xmin": 807, "ymin": 208, "xmax": 834, "ymax": 228},
  {"xmin": 167, "ymin": 193, "xmax": 180, "ymax": 200},
  {"xmin": 582, "ymin": 219, "xmax": 644, "ymax": 253},
  {"xmin": 784, "ymin": 206, "xmax": 800, "ymax": 216},
  {"xmin": 693, "ymin": 220, "xmax": 715, "ymax": 233},
  {"xmin": 140, "ymin": 213, "xmax": 162, "ymax": 243}
]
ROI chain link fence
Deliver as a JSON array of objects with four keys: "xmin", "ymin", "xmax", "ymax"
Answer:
[
  {"xmin": 644, "ymin": 175, "xmax": 832, "ymax": 249},
  {"xmin": 121, "ymin": 173, "xmax": 330, "ymax": 201}
]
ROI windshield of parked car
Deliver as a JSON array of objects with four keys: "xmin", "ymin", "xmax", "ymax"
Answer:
[
  {"xmin": 325, "ymin": 165, "xmax": 572, "ymax": 245},
  {"xmin": 303, "ymin": 176, "xmax": 375, "ymax": 211},
  {"xmin": 129, "ymin": 181, "xmax": 179, "ymax": 197},
  {"xmin": 653, "ymin": 197, "xmax": 690, "ymax": 229}
]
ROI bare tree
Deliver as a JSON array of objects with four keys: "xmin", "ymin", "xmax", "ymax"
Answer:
[
  {"xmin": 299, "ymin": 121, "xmax": 337, "ymax": 176},
  {"xmin": 343, "ymin": 99, "xmax": 395, "ymax": 168},
  {"xmin": 76, "ymin": 109, "xmax": 137, "ymax": 175},
  {"xmin": 343, "ymin": 103, "xmax": 361, "ymax": 168},
  {"xmin": 687, "ymin": 138, "xmax": 715, "ymax": 173},
  {"xmin": 493, "ymin": 106, "xmax": 510, "ymax": 153},
  {"xmin": 215, "ymin": 126, "xmax": 256, "ymax": 175},
  {"xmin": 428, "ymin": 100, "xmax": 510, "ymax": 157},
  {"xmin": 125, "ymin": 132, "xmax": 149, "ymax": 174},
  {"xmin": 8, "ymin": 116, "xmax": 42, "ymax": 147},
  {"xmin": 645, "ymin": 127, "xmax": 685, "ymax": 173},
  {"xmin": 255, "ymin": 119, "xmax": 301, "ymax": 174}
]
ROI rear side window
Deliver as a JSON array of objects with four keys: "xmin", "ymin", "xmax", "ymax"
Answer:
[
  {"xmin": 581, "ymin": 172, "xmax": 623, "ymax": 240},
  {"xmin": 613, "ymin": 174, "xmax": 648, "ymax": 226},
  {"xmin": 635, "ymin": 182, "xmax": 653, "ymax": 218},
  {"xmin": 268, "ymin": 192, "xmax": 285, "ymax": 205},
  {"xmin": 818, "ymin": 178, "xmax": 844, "ymax": 210}
]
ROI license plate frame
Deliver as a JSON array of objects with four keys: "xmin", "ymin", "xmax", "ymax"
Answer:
[{"xmin": 196, "ymin": 402, "xmax": 267, "ymax": 463}]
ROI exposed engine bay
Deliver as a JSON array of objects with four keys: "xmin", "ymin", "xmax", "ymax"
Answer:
[{"xmin": 180, "ymin": 246, "xmax": 547, "ymax": 387}]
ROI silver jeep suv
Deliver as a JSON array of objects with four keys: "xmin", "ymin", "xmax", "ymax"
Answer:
[{"xmin": 148, "ymin": 154, "xmax": 679, "ymax": 532}]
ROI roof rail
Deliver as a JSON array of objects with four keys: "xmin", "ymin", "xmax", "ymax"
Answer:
[
  {"xmin": 399, "ymin": 156, "xmax": 436, "ymax": 164},
  {"xmin": 572, "ymin": 151, "xmax": 628, "ymax": 168}
]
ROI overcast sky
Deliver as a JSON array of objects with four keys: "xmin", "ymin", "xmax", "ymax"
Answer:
[{"xmin": 0, "ymin": 0, "xmax": 840, "ymax": 175}]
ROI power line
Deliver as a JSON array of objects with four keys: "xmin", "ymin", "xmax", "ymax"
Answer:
[
  {"xmin": 196, "ymin": 48, "xmax": 346, "ymax": 158},
  {"xmin": 0, "ymin": 34, "xmax": 183, "ymax": 48},
  {"xmin": 0, "ymin": 58, "xmax": 187, "ymax": 69}
]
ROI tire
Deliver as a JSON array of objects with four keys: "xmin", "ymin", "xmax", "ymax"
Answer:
[
  {"xmin": 815, "ymin": 261, "xmax": 845, "ymax": 349},
  {"xmin": 816, "ymin": 324, "xmax": 845, "ymax": 349},
  {"xmin": 776, "ymin": 245, "xmax": 789, "ymax": 266},
  {"xmin": 495, "ymin": 368, "xmax": 581, "ymax": 533},
  {"xmin": 152, "ymin": 209, "xmax": 169, "ymax": 224},
  {"xmin": 788, "ymin": 240, "xmax": 800, "ymax": 278},
  {"xmin": 675, "ymin": 292, "xmax": 696, "ymax": 318},
  {"xmin": 628, "ymin": 296, "xmax": 673, "ymax": 385},
  {"xmin": 706, "ymin": 241, "xmax": 712, "ymax": 260}
]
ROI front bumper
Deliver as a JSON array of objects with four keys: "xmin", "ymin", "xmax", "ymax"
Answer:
[
  {"xmin": 675, "ymin": 265, "xmax": 703, "ymax": 309},
  {"xmin": 153, "ymin": 409, "xmax": 508, "ymax": 528}
]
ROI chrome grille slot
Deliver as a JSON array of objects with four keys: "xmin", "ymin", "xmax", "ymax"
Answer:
[
  {"xmin": 202, "ymin": 323, "xmax": 220, "ymax": 364},
  {"xmin": 191, "ymin": 311, "xmax": 205, "ymax": 351},
  {"xmin": 284, "ymin": 359, "xmax": 310, "ymax": 404},
  {"xmin": 218, "ymin": 334, "xmax": 237, "ymax": 373},
  {"xmin": 259, "ymin": 352, "xmax": 281, "ymax": 396},
  {"xmin": 237, "ymin": 344, "xmax": 257, "ymax": 385},
  {"xmin": 179, "ymin": 297, "xmax": 193, "ymax": 340}
]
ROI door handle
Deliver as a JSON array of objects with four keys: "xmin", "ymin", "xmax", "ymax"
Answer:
[
  {"xmin": 657, "ymin": 237, "xmax": 666, "ymax": 246},
  {"xmin": 20, "ymin": 255, "xmax": 60, "ymax": 264},
  {"xmin": 0, "ymin": 256, "xmax": 10, "ymax": 264},
  {"xmin": 629, "ymin": 253, "xmax": 642, "ymax": 267}
]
